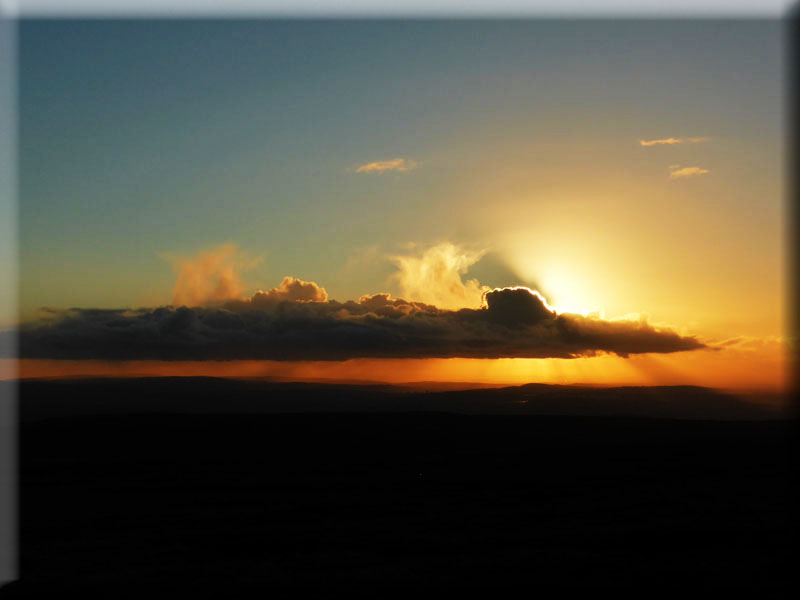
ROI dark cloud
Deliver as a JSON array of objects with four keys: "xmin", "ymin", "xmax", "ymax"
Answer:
[
  {"xmin": 7, "ymin": 284, "xmax": 705, "ymax": 361},
  {"xmin": 483, "ymin": 287, "xmax": 555, "ymax": 326}
]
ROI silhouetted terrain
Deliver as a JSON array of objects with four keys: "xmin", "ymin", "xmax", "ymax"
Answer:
[
  {"xmin": 15, "ymin": 377, "xmax": 787, "ymax": 421},
  {"xmin": 3, "ymin": 378, "xmax": 792, "ymax": 593}
]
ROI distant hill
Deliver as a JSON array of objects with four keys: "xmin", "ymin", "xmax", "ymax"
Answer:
[{"xmin": 11, "ymin": 377, "xmax": 785, "ymax": 421}]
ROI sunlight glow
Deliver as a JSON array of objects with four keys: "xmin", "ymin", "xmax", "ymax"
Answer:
[
  {"xmin": 8, "ymin": 336, "xmax": 789, "ymax": 394},
  {"xmin": 526, "ymin": 263, "xmax": 601, "ymax": 318}
]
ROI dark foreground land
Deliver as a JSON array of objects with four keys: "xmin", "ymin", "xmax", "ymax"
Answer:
[{"xmin": 3, "ymin": 378, "xmax": 794, "ymax": 593}]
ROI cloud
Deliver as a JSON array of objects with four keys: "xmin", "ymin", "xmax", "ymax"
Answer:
[
  {"xmin": 640, "ymin": 137, "xmax": 683, "ymax": 147},
  {"xmin": 483, "ymin": 287, "xmax": 556, "ymax": 326},
  {"xmin": 640, "ymin": 137, "xmax": 709, "ymax": 147},
  {"xmin": 713, "ymin": 335, "xmax": 789, "ymax": 352},
  {"xmin": 355, "ymin": 158, "xmax": 419, "ymax": 173},
  {"xmin": 8, "ymin": 284, "xmax": 706, "ymax": 362},
  {"xmin": 391, "ymin": 243, "xmax": 489, "ymax": 310},
  {"xmin": 234, "ymin": 276, "xmax": 328, "ymax": 306},
  {"xmin": 167, "ymin": 244, "xmax": 260, "ymax": 307},
  {"xmin": 669, "ymin": 165, "xmax": 710, "ymax": 179}
]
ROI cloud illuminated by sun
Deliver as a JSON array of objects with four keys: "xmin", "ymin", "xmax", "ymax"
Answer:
[
  {"xmin": 355, "ymin": 157, "xmax": 419, "ymax": 173},
  {"xmin": 640, "ymin": 137, "xmax": 709, "ymax": 147},
  {"xmin": 669, "ymin": 165, "xmax": 709, "ymax": 179},
  {"xmin": 482, "ymin": 285, "xmax": 557, "ymax": 313}
]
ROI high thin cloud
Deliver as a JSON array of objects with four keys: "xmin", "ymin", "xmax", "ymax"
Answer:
[
  {"xmin": 355, "ymin": 158, "xmax": 419, "ymax": 173},
  {"xmin": 640, "ymin": 137, "xmax": 709, "ymax": 147},
  {"xmin": 669, "ymin": 165, "xmax": 710, "ymax": 179},
  {"xmin": 391, "ymin": 243, "xmax": 489, "ymax": 310},
  {"xmin": 10, "ymin": 281, "xmax": 705, "ymax": 362}
]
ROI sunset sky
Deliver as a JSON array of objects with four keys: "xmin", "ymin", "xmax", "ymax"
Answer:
[{"xmin": 6, "ymin": 19, "xmax": 789, "ymax": 391}]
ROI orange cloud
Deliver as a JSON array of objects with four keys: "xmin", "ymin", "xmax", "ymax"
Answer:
[
  {"xmin": 355, "ymin": 158, "xmax": 419, "ymax": 173},
  {"xmin": 246, "ymin": 276, "xmax": 328, "ymax": 305},
  {"xmin": 640, "ymin": 137, "xmax": 683, "ymax": 146},
  {"xmin": 168, "ymin": 244, "xmax": 257, "ymax": 307},
  {"xmin": 669, "ymin": 165, "xmax": 710, "ymax": 179},
  {"xmin": 640, "ymin": 137, "xmax": 709, "ymax": 147}
]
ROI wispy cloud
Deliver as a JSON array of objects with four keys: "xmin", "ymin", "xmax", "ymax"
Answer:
[
  {"xmin": 162, "ymin": 244, "xmax": 262, "ymax": 307},
  {"xmin": 390, "ymin": 242, "xmax": 488, "ymax": 310},
  {"xmin": 640, "ymin": 137, "xmax": 709, "ymax": 147},
  {"xmin": 167, "ymin": 244, "xmax": 245, "ymax": 307},
  {"xmin": 355, "ymin": 157, "xmax": 419, "ymax": 174},
  {"xmin": 640, "ymin": 137, "xmax": 683, "ymax": 147},
  {"xmin": 669, "ymin": 165, "xmax": 710, "ymax": 179}
]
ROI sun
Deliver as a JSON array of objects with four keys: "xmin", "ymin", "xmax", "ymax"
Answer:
[{"xmin": 520, "ymin": 261, "xmax": 601, "ymax": 318}]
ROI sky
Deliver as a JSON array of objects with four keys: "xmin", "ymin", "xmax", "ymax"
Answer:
[{"xmin": 7, "ymin": 19, "xmax": 790, "ymax": 390}]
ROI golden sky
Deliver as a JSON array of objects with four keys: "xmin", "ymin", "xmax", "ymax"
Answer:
[{"xmin": 6, "ymin": 20, "xmax": 790, "ymax": 393}]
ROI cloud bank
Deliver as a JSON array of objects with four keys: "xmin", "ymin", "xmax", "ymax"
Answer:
[
  {"xmin": 355, "ymin": 158, "xmax": 418, "ymax": 173},
  {"xmin": 10, "ymin": 283, "xmax": 705, "ymax": 362}
]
